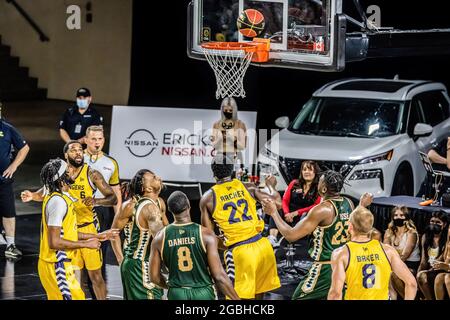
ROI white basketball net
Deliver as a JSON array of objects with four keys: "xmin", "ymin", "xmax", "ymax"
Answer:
[{"xmin": 202, "ymin": 46, "xmax": 255, "ymax": 99}]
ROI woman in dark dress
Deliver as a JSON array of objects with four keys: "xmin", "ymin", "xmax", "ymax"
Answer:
[{"xmin": 267, "ymin": 160, "xmax": 321, "ymax": 247}]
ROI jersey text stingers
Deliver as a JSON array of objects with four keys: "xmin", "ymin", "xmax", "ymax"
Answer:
[{"xmin": 68, "ymin": 164, "xmax": 97, "ymax": 225}]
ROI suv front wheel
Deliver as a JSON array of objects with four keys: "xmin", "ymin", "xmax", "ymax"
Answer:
[{"xmin": 391, "ymin": 165, "xmax": 414, "ymax": 196}]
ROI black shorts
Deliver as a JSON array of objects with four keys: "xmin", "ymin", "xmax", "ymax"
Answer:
[{"xmin": 0, "ymin": 181, "xmax": 16, "ymax": 218}]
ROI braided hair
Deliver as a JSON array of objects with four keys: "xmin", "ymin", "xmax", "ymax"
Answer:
[
  {"xmin": 322, "ymin": 170, "xmax": 344, "ymax": 194},
  {"xmin": 40, "ymin": 158, "xmax": 66, "ymax": 194},
  {"xmin": 122, "ymin": 169, "xmax": 153, "ymax": 201}
]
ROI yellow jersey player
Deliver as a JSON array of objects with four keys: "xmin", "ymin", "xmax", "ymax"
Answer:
[
  {"xmin": 328, "ymin": 206, "xmax": 417, "ymax": 300},
  {"xmin": 200, "ymin": 155, "xmax": 282, "ymax": 299},
  {"xmin": 22, "ymin": 141, "xmax": 117, "ymax": 300},
  {"xmin": 38, "ymin": 158, "xmax": 117, "ymax": 300}
]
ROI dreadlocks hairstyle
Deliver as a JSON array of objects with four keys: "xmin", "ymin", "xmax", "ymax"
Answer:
[
  {"xmin": 211, "ymin": 155, "xmax": 234, "ymax": 180},
  {"xmin": 40, "ymin": 158, "xmax": 67, "ymax": 194},
  {"xmin": 124, "ymin": 169, "xmax": 153, "ymax": 200},
  {"xmin": 322, "ymin": 170, "xmax": 344, "ymax": 194}
]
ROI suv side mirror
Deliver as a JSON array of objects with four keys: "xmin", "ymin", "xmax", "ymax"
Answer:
[
  {"xmin": 413, "ymin": 123, "xmax": 433, "ymax": 137},
  {"xmin": 275, "ymin": 116, "xmax": 290, "ymax": 129}
]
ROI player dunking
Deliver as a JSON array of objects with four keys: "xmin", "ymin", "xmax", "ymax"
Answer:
[
  {"xmin": 328, "ymin": 206, "xmax": 417, "ymax": 300},
  {"xmin": 38, "ymin": 159, "xmax": 117, "ymax": 300},
  {"xmin": 110, "ymin": 169, "xmax": 169, "ymax": 300},
  {"xmin": 200, "ymin": 155, "xmax": 282, "ymax": 299},
  {"xmin": 263, "ymin": 170, "xmax": 373, "ymax": 300},
  {"xmin": 22, "ymin": 141, "xmax": 117, "ymax": 300},
  {"xmin": 150, "ymin": 191, "xmax": 240, "ymax": 300}
]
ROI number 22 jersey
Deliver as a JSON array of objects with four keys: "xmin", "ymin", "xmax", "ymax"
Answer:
[{"xmin": 211, "ymin": 179, "xmax": 263, "ymax": 247}]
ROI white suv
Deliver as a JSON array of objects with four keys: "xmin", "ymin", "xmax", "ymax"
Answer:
[{"xmin": 257, "ymin": 78, "xmax": 450, "ymax": 199}]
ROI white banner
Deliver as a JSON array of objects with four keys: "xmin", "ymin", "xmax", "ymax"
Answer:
[{"xmin": 109, "ymin": 106, "xmax": 258, "ymax": 182}]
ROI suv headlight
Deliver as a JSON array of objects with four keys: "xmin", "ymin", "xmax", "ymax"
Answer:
[{"xmin": 357, "ymin": 150, "xmax": 394, "ymax": 165}]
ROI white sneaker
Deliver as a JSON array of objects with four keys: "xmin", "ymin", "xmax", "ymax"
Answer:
[{"xmin": 268, "ymin": 235, "xmax": 279, "ymax": 248}]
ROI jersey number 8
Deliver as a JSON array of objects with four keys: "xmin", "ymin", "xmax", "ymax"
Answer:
[
  {"xmin": 177, "ymin": 246, "xmax": 193, "ymax": 272},
  {"xmin": 362, "ymin": 263, "xmax": 376, "ymax": 289}
]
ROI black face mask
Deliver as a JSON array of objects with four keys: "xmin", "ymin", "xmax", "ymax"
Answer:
[
  {"xmin": 429, "ymin": 224, "xmax": 443, "ymax": 234},
  {"xmin": 223, "ymin": 112, "xmax": 233, "ymax": 120},
  {"xmin": 393, "ymin": 218, "xmax": 405, "ymax": 227},
  {"xmin": 68, "ymin": 157, "xmax": 83, "ymax": 168}
]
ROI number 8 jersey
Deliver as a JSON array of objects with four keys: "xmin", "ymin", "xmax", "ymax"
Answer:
[
  {"xmin": 344, "ymin": 239, "xmax": 392, "ymax": 300},
  {"xmin": 211, "ymin": 179, "xmax": 263, "ymax": 247}
]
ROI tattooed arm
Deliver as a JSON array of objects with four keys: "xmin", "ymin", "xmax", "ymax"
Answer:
[{"xmin": 84, "ymin": 168, "xmax": 118, "ymax": 207}]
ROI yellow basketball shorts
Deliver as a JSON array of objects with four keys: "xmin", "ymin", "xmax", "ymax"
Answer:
[
  {"xmin": 38, "ymin": 258, "xmax": 85, "ymax": 300},
  {"xmin": 224, "ymin": 235, "xmax": 280, "ymax": 299},
  {"xmin": 72, "ymin": 223, "xmax": 103, "ymax": 271}
]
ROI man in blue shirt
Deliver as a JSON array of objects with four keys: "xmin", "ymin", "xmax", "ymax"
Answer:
[{"xmin": 0, "ymin": 109, "xmax": 30, "ymax": 258}]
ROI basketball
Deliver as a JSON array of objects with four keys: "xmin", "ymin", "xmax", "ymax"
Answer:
[{"xmin": 237, "ymin": 9, "xmax": 265, "ymax": 38}]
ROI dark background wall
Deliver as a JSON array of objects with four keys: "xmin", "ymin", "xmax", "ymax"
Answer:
[{"xmin": 129, "ymin": 0, "xmax": 450, "ymax": 130}]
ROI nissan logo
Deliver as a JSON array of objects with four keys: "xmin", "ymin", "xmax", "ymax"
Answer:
[{"xmin": 124, "ymin": 129, "xmax": 159, "ymax": 157}]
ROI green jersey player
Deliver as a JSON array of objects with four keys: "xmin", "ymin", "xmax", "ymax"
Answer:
[
  {"xmin": 111, "ymin": 169, "xmax": 169, "ymax": 300},
  {"xmin": 150, "ymin": 191, "xmax": 239, "ymax": 300},
  {"xmin": 262, "ymin": 170, "xmax": 373, "ymax": 300}
]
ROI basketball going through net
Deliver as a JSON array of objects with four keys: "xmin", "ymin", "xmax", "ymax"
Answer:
[{"xmin": 201, "ymin": 42, "xmax": 257, "ymax": 99}]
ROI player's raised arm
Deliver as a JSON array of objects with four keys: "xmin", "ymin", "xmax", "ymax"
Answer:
[
  {"xmin": 202, "ymin": 227, "xmax": 240, "ymax": 300},
  {"xmin": 245, "ymin": 175, "xmax": 282, "ymax": 209},
  {"xmin": 262, "ymin": 198, "xmax": 326, "ymax": 243},
  {"xmin": 88, "ymin": 168, "xmax": 117, "ymax": 207},
  {"xmin": 149, "ymin": 230, "xmax": 168, "ymax": 289},
  {"xmin": 328, "ymin": 246, "xmax": 349, "ymax": 300},
  {"xmin": 142, "ymin": 202, "xmax": 165, "ymax": 236},
  {"xmin": 383, "ymin": 243, "xmax": 418, "ymax": 300}
]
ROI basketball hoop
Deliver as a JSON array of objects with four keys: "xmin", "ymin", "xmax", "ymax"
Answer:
[{"xmin": 201, "ymin": 42, "xmax": 258, "ymax": 99}]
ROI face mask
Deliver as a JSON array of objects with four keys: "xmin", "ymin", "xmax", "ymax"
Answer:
[
  {"xmin": 223, "ymin": 112, "xmax": 233, "ymax": 120},
  {"xmin": 68, "ymin": 157, "xmax": 84, "ymax": 168},
  {"xmin": 77, "ymin": 99, "xmax": 89, "ymax": 109},
  {"xmin": 429, "ymin": 224, "xmax": 442, "ymax": 234},
  {"xmin": 393, "ymin": 218, "xmax": 405, "ymax": 227}
]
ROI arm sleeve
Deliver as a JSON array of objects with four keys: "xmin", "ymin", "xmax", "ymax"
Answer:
[
  {"xmin": 45, "ymin": 196, "xmax": 68, "ymax": 227},
  {"xmin": 9, "ymin": 125, "xmax": 27, "ymax": 150},
  {"xmin": 297, "ymin": 195, "xmax": 322, "ymax": 217},
  {"xmin": 93, "ymin": 110, "xmax": 104, "ymax": 126},
  {"xmin": 109, "ymin": 158, "xmax": 120, "ymax": 186},
  {"xmin": 59, "ymin": 110, "xmax": 70, "ymax": 130},
  {"xmin": 282, "ymin": 180, "xmax": 296, "ymax": 215}
]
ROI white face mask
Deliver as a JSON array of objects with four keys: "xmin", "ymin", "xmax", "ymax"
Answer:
[{"xmin": 77, "ymin": 98, "xmax": 89, "ymax": 109}]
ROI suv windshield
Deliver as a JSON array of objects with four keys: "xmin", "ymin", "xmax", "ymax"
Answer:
[{"xmin": 289, "ymin": 97, "xmax": 404, "ymax": 138}]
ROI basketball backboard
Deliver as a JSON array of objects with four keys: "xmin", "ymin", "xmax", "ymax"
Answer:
[
  {"xmin": 188, "ymin": 0, "xmax": 346, "ymax": 71},
  {"xmin": 188, "ymin": 0, "xmax": 450, "ymax": 72}
]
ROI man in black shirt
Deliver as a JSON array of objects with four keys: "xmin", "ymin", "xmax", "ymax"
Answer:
[
  {"xmin": 427, "ymin": 137, "xmax": 450, "ymax": 171},
  {"xmin": 0, "ymin": 109, "xmax": 30, "ymax": 258},
  {"xmin": 59, "ymin": 88, "xmax": 104, "ymax": 145}
]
